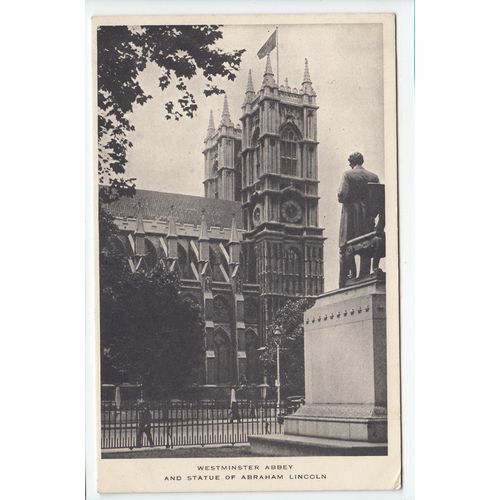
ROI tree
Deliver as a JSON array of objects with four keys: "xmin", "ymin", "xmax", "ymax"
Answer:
[
  {"xmin": 260, "ymin": 298, "xmax": 316, "ymax": 398},
  {"xmin": 99, "ymin": 209, "xmax": 205, "ymax": 399},
  {"xmin": 97, "ymin": 25, "xmax": 243, "ymax": 397},
  {"xmin": 97, "ymin": 25, "xmax": 245, "ymax": 202}
]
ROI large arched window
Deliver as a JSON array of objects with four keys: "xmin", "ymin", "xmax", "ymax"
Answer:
[
  {"xmin": 235, "ymin": 161, "xmax": 242, "ymax": 201},
  {"xmin": 209, "ymin": 245, "xmax": 229, "ymax": 283},
  {"xmin": 214, "ymin": 329, "xmax": 231, "ymax": 383},
  {"xmin": 285, "ymin": 247, "xmax": 302, "ymax": 295},
  {"xmin": 177, "ymin": 244, "xmax": 190, "ymax": 279},
  {"xmin": 246, "ymin": 245, "xmax": 257, "ymax": 283},
  {"xmin": 177, "ymin": 243, "xmax": 198, "ymax": 279},
  {"xmin": 306, "ymin": 146, "xmax": 315, "ymax": 178},
  {"xmin": 244, "ymin": 297, "xmax": 259, "ymax": 324},
  {"xmin": 213, "ymin": 295, "xmax": 231, "ymax": 323},
  {"xmin": 134, "ymin": 238, "xmax": 158, "ymax": 272},
  {"xmin": 177, "ymin": 244, "xmax": 188, "ymax": 278},
  {"xmin": 247, "ymin": 152, "xmax": 253, "ymax": 186},
  {"xmin": 143, "ymin": 239, "xmax": 157, "ymax": 271},
  {"xmin": 245, "ymin": 329, "xmax": 259, "ymax": 383},
  {"xmin": 248, "ymin": 127, "xmax": 260, "ymax": 185},
  {"xmin": 280, "ymin": 128, "xmax": 298, "ymax": 176}
]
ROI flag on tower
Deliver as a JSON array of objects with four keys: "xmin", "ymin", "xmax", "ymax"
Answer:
[{"xmin": 257, "ymin": 29, "xmax": 277, "ymax": 59}]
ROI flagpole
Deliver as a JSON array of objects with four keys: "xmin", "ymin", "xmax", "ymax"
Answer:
[{"xmin": 276, "ymin": 26, "xmax": 279, "ymax": 86}]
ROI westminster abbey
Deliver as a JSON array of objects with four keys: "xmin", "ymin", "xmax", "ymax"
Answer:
[{"xmin": 107, "ymin": 56, "xmax": 325, "ymax": 398}]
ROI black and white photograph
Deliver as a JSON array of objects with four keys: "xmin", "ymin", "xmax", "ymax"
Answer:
[
  {"xmin": 10, "ymin": 1, "xmax": 500, "ymax": 499},
  {"xmin": 94, "ymin": 13, "xmax": 400, "ymax": 493}
]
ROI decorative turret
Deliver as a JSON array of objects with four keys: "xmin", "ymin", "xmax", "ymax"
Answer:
[
  {"xmin": 220, "ymin": 95, "xmax": 234, "ymax": 127},
  {"xmin": 198, "ymin": 209, "xmax": 210, "ymax": 262},
  {"xmin": 244, "ymin": 69, "xmax": 255, "ymax": 103},
  {"xmin": 205, "ymin": 110, "xmax": 215, "ymax": 140},
  {"xmin": 301, "ymin": 58, "xmax": 315, "ymax": 95},
  {"xmin": 166, "ymin": 205, "xmax": 178, "ymax": 260},
  {"xmin": 228, "ymin": 214, "xmax": 240, "ymax": 265},
  {"xmin": 262, "ymin": 54, "xmax": 276, "ymax": 87},
  {"xmin": 134, "ymin": 202, "xmax": 145, "ymax": 256},
  {"xmin": 203, "ymin": 95, "xmax": 242, "ymax": 201}
]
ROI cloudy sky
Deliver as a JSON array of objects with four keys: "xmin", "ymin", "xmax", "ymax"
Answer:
[{"xmin": 124, "ymin": 23, "xmax": 384, "ymax": 291}]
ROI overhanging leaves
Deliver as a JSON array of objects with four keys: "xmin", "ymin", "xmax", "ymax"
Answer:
[{"xmin": 97, "ymin": 25, "xmax": 245, "ymax": 203}]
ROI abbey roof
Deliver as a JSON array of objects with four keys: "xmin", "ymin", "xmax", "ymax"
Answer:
[{"xmin": 106, "ymin": 189, "xmax": 243, "ymax": 230}]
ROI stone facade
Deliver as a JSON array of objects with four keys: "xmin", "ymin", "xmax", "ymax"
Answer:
[{"xmin": 106, "ymin": 57, "xmax": 325, "ymax": 398}]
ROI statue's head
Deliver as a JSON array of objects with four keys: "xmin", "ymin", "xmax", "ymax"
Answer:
[{"xmin": 348, "ymin": 152, "xmax": 364, "ymax": 167}]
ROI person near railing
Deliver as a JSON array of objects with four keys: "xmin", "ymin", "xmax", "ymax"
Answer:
[
  {"xmin": 249, "ymin": 400, "xmax": 257, "ymax": 419},
  {"xmin": 229, "ymin": 387, "xmax": 241, "ymax": 423},
  {"xmin": 162, "ymin": 404, "xmax": 173, "ymax": 449},
  {"xmin": 136, "ymin": 401, "xmax": 154, "ymax": 447}
]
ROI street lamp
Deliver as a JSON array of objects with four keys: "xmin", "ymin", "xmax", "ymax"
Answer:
[
  {"xmin": 273, "ymin": 326, "xmax": 283, "ymax": 414},
  {"xmin": 257, "ymin": 325, "xmax": 283, "ymax": 413}
]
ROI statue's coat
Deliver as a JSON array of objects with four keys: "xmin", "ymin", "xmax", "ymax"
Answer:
[{"xmin": 338, "ymin": 166, "xmax": 380, "ymax": 247}]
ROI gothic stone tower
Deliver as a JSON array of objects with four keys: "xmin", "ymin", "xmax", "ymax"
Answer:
[
  {"xmin": 203, "ymin": 96, "xmax": 242, "ymax": 201},
  {"xmin": 240, "ymin": 57, "xmax": 325, "ymax": 342}
]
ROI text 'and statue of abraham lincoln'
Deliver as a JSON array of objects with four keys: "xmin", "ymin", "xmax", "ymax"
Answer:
[{"xmin": 338, "ymin": 152, "xmax": 386, "ymax": 288}]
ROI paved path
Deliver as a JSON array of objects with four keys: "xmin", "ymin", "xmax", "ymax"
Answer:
[{"xmin": 102, "ymin": 444, "xmax": 254, "ymax": 459}]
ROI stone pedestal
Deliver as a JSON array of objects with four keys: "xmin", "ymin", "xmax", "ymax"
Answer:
[{"xmin": 249, "ymin": 274, "xmax": 387, "ymax": 456}]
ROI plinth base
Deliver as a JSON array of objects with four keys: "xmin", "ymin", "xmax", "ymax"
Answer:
[
  {"xmin": 249, "ymin": 276, "xmax": 389, "ymax": 457},
  {"xmin": 284, "ymin": 403, "xmax": 387, "ymax": 443},
  {"xmin": 248, "ymin": 434, "xmax": 387, "ymax": 456}
]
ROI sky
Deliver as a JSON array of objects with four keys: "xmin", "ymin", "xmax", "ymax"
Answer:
[{"xmin": 124, "ymin": 23, "xmax": 384, "ymax": 291}]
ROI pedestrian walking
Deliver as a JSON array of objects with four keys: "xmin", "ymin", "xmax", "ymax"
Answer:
[
  {"xmin": 162, "ymin": 405, "xmax": 173, "ymax": 449},
  {"xmin": 229, "ymin": 387, "xmax": 241, "ymax": 423},
  {"xmin": 249, "ymin": 400, "xmax": 257, "ymax": 419},
  {"xmin": 136, "ymin": 401, "xmax": 154, "ymax": 448}
]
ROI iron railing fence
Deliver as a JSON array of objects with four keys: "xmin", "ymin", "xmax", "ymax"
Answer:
[{"xmin": 101, "ymin": 400, "xmax": 283, "ymax": 449}]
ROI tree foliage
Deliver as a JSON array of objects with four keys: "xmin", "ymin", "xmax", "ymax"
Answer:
[
  {"xmin": 99, "ymin": 208, "xmax": 205, "ymax": 399},
  {"xmin": 260, "ymin": 298, "xmax": 316, "ymax": 398},
  {"xmin": 97, "ymin": 25, "xmax": 245, "ymax": 202}
]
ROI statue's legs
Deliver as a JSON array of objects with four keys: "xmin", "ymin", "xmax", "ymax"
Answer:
[
  {"xmin": 347, "ymin": 254, "xmax": 357, "ymax": 279},
  {"xmin": 340, "ymin": 247, "xmax": 357, "ymax": 287},
  {"xmin": 372, "ymin": 235, "xmax": 385, "ymax": 271},
  {"xmin": 359, "ymin": 255, "xmax": 372, "ymax": 277}
]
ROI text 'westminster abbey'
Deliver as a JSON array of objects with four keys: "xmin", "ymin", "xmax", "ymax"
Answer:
[{"xmin": 107, "ymin": 56, "xmax": 325, "ymax": 398}]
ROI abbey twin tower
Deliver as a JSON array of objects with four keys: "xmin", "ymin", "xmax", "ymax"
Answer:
[{"xmin": 108, "ymin": 56, "xmax": 325, "ymax": 398}]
